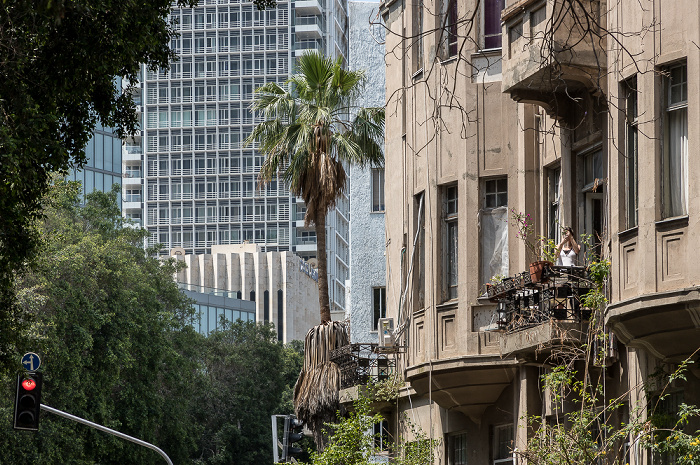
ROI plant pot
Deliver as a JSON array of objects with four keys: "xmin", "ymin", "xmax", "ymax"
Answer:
[
  {"xmin": 485, "ymin": 283, "xmax": 495, "ymax": 298},
  {"xmin": 529, "ymin": 260, "xmax": 553, "ymax": 283}
]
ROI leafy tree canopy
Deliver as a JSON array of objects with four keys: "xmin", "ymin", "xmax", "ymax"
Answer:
[
  {"xmin": 0, "ymin": 181, "xmax": 301, "ymax": 464},
  {"xmin": 0, "ymin": 0, "xmax": 275, "ymax": 372},
  {"xmin": 0, "ymin": 0, "xmax": 193, "ymax": 372}
]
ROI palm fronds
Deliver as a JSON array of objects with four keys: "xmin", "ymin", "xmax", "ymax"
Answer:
[{"xmin": 294, "ymin": 321, "xmax": 349, "ymax": 449}]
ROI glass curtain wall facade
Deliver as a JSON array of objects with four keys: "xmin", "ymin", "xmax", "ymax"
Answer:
[
  {"xmin": 123, "ymin": 0, "xmax": 350, "ymax": 316},
  {"xmin": 67, "ymin": 123, "xmax": 124, "ymax": 207}
]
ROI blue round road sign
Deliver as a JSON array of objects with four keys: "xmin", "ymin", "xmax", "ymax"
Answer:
[{"xmin": 21, "ymin": 352, "xmax": 41, "ymax": 372}]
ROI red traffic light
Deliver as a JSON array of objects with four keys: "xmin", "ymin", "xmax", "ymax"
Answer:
[
  {"xmin": 14, "ymin": 372, "xmax": 42, "ymax": 431},
  {"xmin": 22, "ymin": 379, "xmax": 36, "ymax": 391}
]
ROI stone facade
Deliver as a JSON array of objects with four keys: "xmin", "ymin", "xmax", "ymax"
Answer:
[
  {"xmin": 172, "ymin": 243, "xmax": 319, "ymax": 343},
  {"xmin": 363, "ymin": 1, "xmax": 700, "ymax": 464}
]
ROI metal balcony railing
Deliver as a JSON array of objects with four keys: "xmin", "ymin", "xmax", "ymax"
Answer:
[
  {"xmin": 489, "ymin": 265, "xmax": 595, "ymax": 333},
  {"xmin": 330, "ymin": 343, "xmax": 396, "ymax": 390}
]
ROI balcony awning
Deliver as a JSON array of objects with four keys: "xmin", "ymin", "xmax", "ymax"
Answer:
[
  {"xmin": 606, "ymin": 287, "xmax": 700, "ymax": 362},
  {"xmin": 406, "ymin": 356, "xmax": 518, "ymax": 422}
]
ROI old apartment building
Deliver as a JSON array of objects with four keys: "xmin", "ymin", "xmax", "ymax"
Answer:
[{"xmin": 337, "ymin": 1, "xmax": 700, "ymax": 464}]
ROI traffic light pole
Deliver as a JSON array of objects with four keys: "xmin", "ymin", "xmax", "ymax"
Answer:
[{"xmin": 40, "ymin": 404, "xmax": 173, "ymax": 465}]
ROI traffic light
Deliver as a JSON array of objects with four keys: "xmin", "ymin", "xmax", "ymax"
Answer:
[
  {"xmin": 282, "ymin": 415, "xmax": 304, "ymax": 462},
  {"xmin": 14, "ymin": 372, "xmax": 42, "ymax": 431}
]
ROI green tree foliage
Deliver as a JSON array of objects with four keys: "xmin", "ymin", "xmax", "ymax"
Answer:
[
  {"xmin": 0, "ymin": 0, "xmax": 201, "ymax": 374},
  {"xmin": 0, "ymin": 181, "xmax": 302, "ymax": 463},
  {"xmin": 0, "ymin": 0, "xmax": 276, "ymax": 373},
  {"xmin": 0, "ymin": 182, "xmax": 202, "ymax": 463},
  {"xmin": 194, "ymin": 320, "xmax": 301, "ymax": 465},
  {"xmin": 308, "ymin": 388, "xmax": 438, "ymax": 465}
]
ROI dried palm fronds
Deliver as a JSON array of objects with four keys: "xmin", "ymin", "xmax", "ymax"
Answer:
[{"xmin": 294, "ymin": 321, "xmax": 349, "ymax": 450}]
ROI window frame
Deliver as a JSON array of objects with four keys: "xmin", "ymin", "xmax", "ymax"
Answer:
[
  {"xmin": 662, "ymin": 62, "xmax": 688, "ymax": 219},
  {"xmin": 624, "ymin": 77, "xmax": 639, "ymax": 229},
  {"xmin": 439, "ymin": 0, "xmax": 459, "ymax": 59},
  {"xmin": 443, "ymin": 185, "xmax": 459, "ymax": 301},
  {"xmin": 447, "ymin": 431, "xmax": 468, "ymax": 465},
  {"xmin": 577, "ymin": 145, "xmax": 605, "ymax": 259},
  {"xmin": 484, "ymin": 177, "xmax": 508, "ymax": 209},
  {"xmin": 372, "ymin": 287, "xmax": 386, "ymax": 331},
  {"xmin": 493, "ymin": 424, "xmax": 514, "ymax": 465},
  {"xmin": 482, "ymin": 0, "xmax": 506, "ymax": 50},
  {"xmin": 371, "ymin": 168, "xmax": 385, "ymax": 212},
  {"xmin": 412, "ymin": 0, "xmax": 424, "ymax": 73},
  {"xmin": 548, "ymin": 167, "xmax": 561, "ymax": 242}
]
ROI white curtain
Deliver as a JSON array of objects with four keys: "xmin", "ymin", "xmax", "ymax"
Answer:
[
  {"xmin": 667, "ymin": 107, "xmax": 688, "ymax": 216},
  {"xmin": 480, "ymin": 206, "xmax": 509, "ymax": 284}
]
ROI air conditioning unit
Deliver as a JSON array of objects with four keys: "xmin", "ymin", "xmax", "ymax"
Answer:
[{"xmin": 378, "ymin": 318, "xmax": 395, "ymax": 348}]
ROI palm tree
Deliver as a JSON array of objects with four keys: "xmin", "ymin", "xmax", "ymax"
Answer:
[{"xmin": 245, "ymin": 51, "xmax": 384, "ymax": 448}]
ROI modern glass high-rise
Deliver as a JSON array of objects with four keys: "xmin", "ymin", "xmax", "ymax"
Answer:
[
  {"xmin": 122, "ymin": 0, "xmax": 350, "ymax": 317},
  {"xmin": 67, "ymin": 126, "xmax": 124, "ymax": 207}
]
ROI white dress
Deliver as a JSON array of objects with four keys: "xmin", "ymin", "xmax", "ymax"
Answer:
[{"xmin": 559, "ymin": 248, "xmax": 577, "ymax": 267}]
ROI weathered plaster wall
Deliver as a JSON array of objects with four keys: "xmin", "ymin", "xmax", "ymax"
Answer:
[{"xmin": 346, "ymin": 1, "xmax": 386, "ymax": 343}]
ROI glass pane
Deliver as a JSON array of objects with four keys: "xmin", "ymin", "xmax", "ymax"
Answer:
[
  {"xmin": 497, "ymin": 178, "xmax": 507, "ymax": 192},
  {"xmin": 486, "ymin": 195, "xmax": 495, "ymax": 209},
  {"xmin": 497, "ymin": 193, "xmax": 508, "ymax": 207}
]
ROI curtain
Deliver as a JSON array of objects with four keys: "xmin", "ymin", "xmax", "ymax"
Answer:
[
  {"xmin": 480, "ymin": 206, "xmax": 509, "ymax": 284},
  {"xmin": 667, "ymin": 107, "xmax": 688, "ymax": 217}
]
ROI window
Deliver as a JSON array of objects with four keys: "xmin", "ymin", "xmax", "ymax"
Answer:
[
  {"xmin": 412, "ymin": 0, "xmax": 424, "ymax": 72},
  {"xmin": 548, "ymin": 168, "xmax": 561, "ymax": 241},
  {"xmin": 493, "ymin": 424, "xmax": 514, "ymax": 465},
  {"xmin": 663, "ymin": 63, "xmax": 688, "ymax": 218},
  {"xmin": 483, "ymin": 0, "xmax": 505, "ymax": 49},
  {"xmin": 448, "ymin": 432, "xmax": 467, "ymax": 465},
  {"xmin": 372, "ymin": 168, "xmax": 385, "ymax": 212},
  {"xmin": 579, "ymin": 148, "xmax": 605, "ymax": 258},
  {"xmin": 444, "ymin": 186, "xmax": 458, "ymax": 300},
  {"xmin": 373, "ymin": 419, "xmax": 390, "ymax": 452},
  {"xmin": 440, "ymin": 0, "xmax": 459, "ymax": 58},
  {"xmin": 625, "ymin": 77, "xmax": 639, "ymax": 228},
  {"xmin": 481, "ymin": 178, "xmax": 508, "ymax": 284},
  {"xmin": 414, "ymin": 192, "xmax": 425, "ymax": 310},
  {"xmin": 485, "ymin": 178, "xmax": 508, "ymax": 208},
  {"xmin": 373, "ymin": 287, "xmax": 386, "ymax": 330},
  {"xmin": 651, "ymin": 391, "xmax": 684, "ymax": 465}
]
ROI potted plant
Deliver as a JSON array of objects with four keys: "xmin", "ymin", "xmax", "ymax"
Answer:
[
  {"xmin": 485, "ymin": 274, "xmax": 506, "ymax": 299},
  {"xmin": 511, "ymin": 209, "xmax": 558, "ymax": 282}
]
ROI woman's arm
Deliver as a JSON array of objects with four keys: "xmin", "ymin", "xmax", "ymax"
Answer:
[{"xmin": 570, "ymin": 234, "xmax": 581, "ymax": 255}]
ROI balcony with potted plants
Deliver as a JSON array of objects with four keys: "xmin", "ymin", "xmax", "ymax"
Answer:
[
  {"xmin": 489, "ymin": 264, "xmax": 595, "ymax": 355},
  {"xmin": 492, "ymin": 209, "xmax": 605, "ymax": 356}
]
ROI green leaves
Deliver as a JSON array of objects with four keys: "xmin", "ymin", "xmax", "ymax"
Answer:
[
  {"xmin": 0, "ymin": 182, "xmax": 302, "ymax": 464},
  {"xmin": 0, "ymin": 0, "xmax": 202, "ymax": 374}
]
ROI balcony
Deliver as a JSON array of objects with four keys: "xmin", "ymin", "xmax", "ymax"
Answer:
[
  {"xmin": 487, "ymin": 265, "xmax": 594, "ymax": 355},
  {"xmin": 500, "ymin": 0, "xmax": 607, "ymax": 117},
  {"xmin": 123, "ymin": 145, "xmax": 143, "ymax": 161},
  {"xmin": 330, "ymin": 343, "xmax": 396, "ymax": 389},
  {"xmin": 294, "ymin": 16, "xmax": 324, "ymax": 39},
  {"xmin": 406, "ymin": 356, "xmax": 518, "ymax": 421},
  {"xmin": 295, "ymin": 0, "xmax": 322, "ymax": 16}
]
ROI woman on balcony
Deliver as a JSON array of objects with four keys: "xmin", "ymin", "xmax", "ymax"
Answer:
[{"xmin": 556, "ymin": 227, "xmax": 580, "ymax": 266}]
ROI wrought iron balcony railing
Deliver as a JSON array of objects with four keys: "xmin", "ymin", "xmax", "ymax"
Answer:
[
  {"xmin": 489, "ymin": 265, "xmax": 595, "ymax": 334},
  {"xmin": 330, "ymin": 343, "xmax": 396, "ymax": 390}
]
